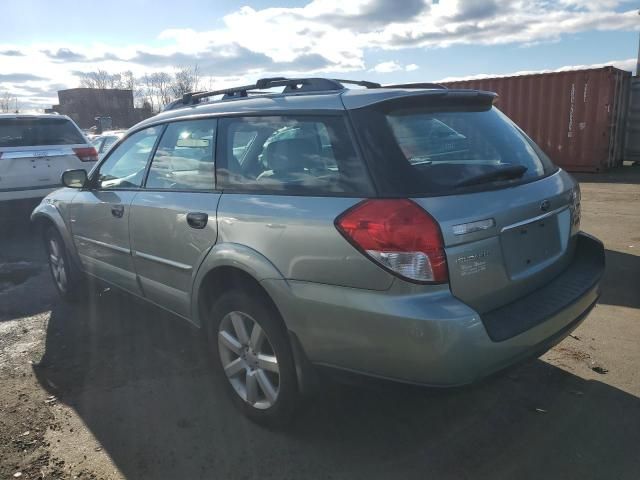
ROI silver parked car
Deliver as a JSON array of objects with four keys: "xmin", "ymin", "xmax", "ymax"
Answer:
[
  {"xmin": 31, "ymin": 77, "xmax": 605, "ymax": 426},
  {"xmin": 0, "ymin": 113, "xmax": 97, "ymax": 216}
]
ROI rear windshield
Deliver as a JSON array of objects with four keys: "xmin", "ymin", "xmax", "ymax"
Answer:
[
  {"xmin": 350, "ymin": 103, "xmax": 556, "ymax": 196},
  {"xmin": 0, "ymin": 117, "xmax": 85, "ymax": 147}
]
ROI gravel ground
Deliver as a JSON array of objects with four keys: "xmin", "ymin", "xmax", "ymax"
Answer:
[{"xmin": 0, "ymin": 166, "xmax": 639, "ymax": 480}]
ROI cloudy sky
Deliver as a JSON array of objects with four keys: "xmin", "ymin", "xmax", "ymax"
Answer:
[{"xmin": 0, "ymin": 0, "xmax": 638, "ymax": 111}]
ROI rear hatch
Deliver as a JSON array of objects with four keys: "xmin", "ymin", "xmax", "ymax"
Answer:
[
  {"xmin": 413, "ymin": 174, "xmax": 577, "ymax": 312},
  {"xmin": 0, "ymin": 116, "xmax": 95, "ymax": 193},
  {"xmin": 347, "ymin": 90, "xmax": 580, "ymax": 312}
]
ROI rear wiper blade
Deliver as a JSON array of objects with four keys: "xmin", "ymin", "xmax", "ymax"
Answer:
[{"xmin": 454, "ymin": 165, "xmax": 527, "ymax": 188}]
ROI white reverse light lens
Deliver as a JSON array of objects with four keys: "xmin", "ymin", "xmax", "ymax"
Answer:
[{"xmin": 366, "ymin": 251, "xmax": 434, "ymax": 282}]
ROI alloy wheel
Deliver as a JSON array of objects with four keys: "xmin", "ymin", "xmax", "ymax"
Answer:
[
  {"xmin": 218, "ymin": 311, "xmax": 280, "ymax": 409},
  {"xmin": 48, "ymin": 237, "xmax": 67, "ymax": 293}
]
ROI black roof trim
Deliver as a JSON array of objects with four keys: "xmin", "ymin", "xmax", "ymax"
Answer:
[{"xmin": 162, "ymin": 77, "xmax": 383, "ymax": 111}]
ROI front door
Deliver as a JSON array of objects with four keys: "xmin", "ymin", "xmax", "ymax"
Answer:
[
  {"xmin": 70, "ymin": 126, "xmax": 163, "ymax": 293},
  {"xmin": 129, "ymin": 119, "xmax": 220, "ymax": 317}
]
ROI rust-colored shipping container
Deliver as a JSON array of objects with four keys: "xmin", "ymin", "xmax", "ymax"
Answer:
[{"xmin": 442, "ymin": 67, "xmax": 631, "ymax": 172}]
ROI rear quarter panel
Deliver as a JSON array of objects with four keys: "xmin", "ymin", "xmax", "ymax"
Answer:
[{"xmin": 215, "ymin": 194, "xmax": 395, "ymax": 290}]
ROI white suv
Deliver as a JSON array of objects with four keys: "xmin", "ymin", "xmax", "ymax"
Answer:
[{"xmin": 0, "ymin": 113, "xmax": 98, "ymax": 215}]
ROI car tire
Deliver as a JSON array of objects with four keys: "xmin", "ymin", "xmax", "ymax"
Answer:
[
  {"xmin": 44, "ymin": 226, "xmax": 85, "ymax": 303},
  {"xmin": 205, "ymin": 288, "xmax": 299, "ymax": 427}
]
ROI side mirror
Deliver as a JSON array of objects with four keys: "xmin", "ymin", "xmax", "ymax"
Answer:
[{"xmin": 61, "ymin": 169, "xmax": 88, "ymax": 188}]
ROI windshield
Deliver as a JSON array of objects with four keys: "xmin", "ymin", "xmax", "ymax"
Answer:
[
  {"xmin": 352, "ymin": 104, "xmax": 556, "ymax": 196},
  {"xmin": 0, "ymin": 117, "xmax": 85, "ymax": 147}
]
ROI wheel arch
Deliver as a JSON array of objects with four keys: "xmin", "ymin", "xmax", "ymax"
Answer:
[
  {"xmin": 192, "ymin": 245, "xmax": 319, "ymax": 395},
  {"xmin": 190, "ymin": 243, "xmax": 287, "ymax": 329},
  {"xmin": 31, "ymin": 204, "xmax": 81, "ymax": 267}
]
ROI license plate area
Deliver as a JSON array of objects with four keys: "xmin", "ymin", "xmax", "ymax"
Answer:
[{"xmin": 500, "ymin": 213, "xmax": 563, "ymax": 278}]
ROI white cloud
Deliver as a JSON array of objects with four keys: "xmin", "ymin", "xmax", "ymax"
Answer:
[
  {"xmin": 371, "ymin": 61, "xmax": 420, "ymax": 73},
  {"xmin": 435, "ymin": 57, "xmax": 637, "ymax": 82},
  {"xmin": 370, "ymin": 61, "xmax": 403, "ymax": 73}
]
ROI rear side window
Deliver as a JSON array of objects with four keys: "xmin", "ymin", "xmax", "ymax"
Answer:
[
  {"xmin": 0, "ymin": 117, "xmax": 85, "ymax": 147},
  {"xmin": 217, "ymin": 115, "xmax": 373, "ymax": 196},
  {"xmin": 350, "ymin": 103, "xmax": 556, "ymax": 196}
]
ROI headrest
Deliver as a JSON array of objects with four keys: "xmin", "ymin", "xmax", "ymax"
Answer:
[{"xmin": 264, "ymin": 138, "xmax": 319, "ymax": 172}]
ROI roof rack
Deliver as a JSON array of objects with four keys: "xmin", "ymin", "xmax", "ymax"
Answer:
[
  {"xmin": 163, "ymin": 77, "xmax": 382, "ymax": 111},
  {"xmin": 162, "ymin": 77, "xmax": 447, "ymax": 111}
]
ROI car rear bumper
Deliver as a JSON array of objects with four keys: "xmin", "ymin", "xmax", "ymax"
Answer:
[
  {"xmin": 264, "ymin": 232, "xmax": 605, "ymax": 386},
  {"xmin": 0, "ymin": 185, "xmax": 60, "ymax": 202}
]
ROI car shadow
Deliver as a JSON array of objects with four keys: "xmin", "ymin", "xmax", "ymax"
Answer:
[
  {"xmin": 573, "ymin": 164, "xmax": 640, "ymax": 185},
  {"xmin": 0, "ymin": 217, "xmax": 54, "ymax": 321},
  {"xmin": 34, "ymin": 289, "xmax": 640, "ymax": 480},
  {"xmin": 600, "ymin": 249, "xmax": 640, "ymax": 309}
]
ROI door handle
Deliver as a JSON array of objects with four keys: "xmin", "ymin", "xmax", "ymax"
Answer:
[
  {"xmin": 187, "ymin": 212, "xmax": 208, "ymax": 229},
  {"xmin": 111, "ymin": 205, "xmax": 125, "ymax": 218}
]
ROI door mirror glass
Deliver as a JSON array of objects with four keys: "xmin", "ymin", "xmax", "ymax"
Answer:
[{"xmin": 61, "ymin": 169, "xmax": 88, "ymax": 188}]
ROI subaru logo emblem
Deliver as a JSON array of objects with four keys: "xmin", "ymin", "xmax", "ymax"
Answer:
[{"xmin": 540, "ymin": 200, "xmax": 551, "ymax": 212}]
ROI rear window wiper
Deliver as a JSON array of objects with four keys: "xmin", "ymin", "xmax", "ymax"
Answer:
[{"xmin": 454, "ymin": 164, "xmax": 527, "ymax": 188}]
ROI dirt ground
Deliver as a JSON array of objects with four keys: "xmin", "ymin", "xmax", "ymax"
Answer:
[{"xmin": 0, "ymin": 166, "xmax": 639, "ymax": 480}]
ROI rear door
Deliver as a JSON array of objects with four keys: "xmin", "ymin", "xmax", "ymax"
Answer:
[
  {"xmin": 349, "ymin": 96, "xmax": 580, "ymax": 313},
  {"xmin": 214, "ymin": 114, "xmax": 389, "ymax": 290},
  {"xmin": 129, "ymin": 119, "xmax": 220, "ymax": 318},
  {"xmin": 0, "ymin": 116, "xmax": 95, "ymax": 197},
  {"xmin": 69, "ymin": 126, "xmax": 163, "ymax": 293}
]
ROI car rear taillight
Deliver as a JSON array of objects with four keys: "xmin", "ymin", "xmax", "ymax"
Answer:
[
  {"xmin": 335, "ymin": 199, "xmax": 448, "ymax": 283},
  {"xmin": 73, "ymin": 147, "xmax": 98, "ymax": 162}
]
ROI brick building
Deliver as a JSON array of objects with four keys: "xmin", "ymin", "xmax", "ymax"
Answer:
[{"xmin": 50, "ymin": 88, "xmax": 152, "ymax": 129}]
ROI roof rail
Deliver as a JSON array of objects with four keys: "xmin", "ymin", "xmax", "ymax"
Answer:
[
  {"xmin": 382, "ymin": 82, "xmax": 447, "ymax": 90},
  {"xmin": 163, "ymin": 77, "xmax": 383, "ymax": 111},
  {"xmin": 333, "ymin": 79, "xmax": 381, "ymax": 89}
]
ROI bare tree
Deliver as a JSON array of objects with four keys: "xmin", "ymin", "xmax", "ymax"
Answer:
[
  {"xmin": 79, "ymin": 69, "xmax": 114, "ymax": 89},
  {"xmin": 154, "ymin": 72, "xmax": 173, "ymax": 106},
  {"xmin": 121, "ymin": 70, "xmax": 135, "ymax": 90},
  {"xmin": 0, "ymin": 91, "xmax": 18, "ymax": 113},
  {"xmin": 78, "ymin": 65, "xmax": 203, "ymax": 113},
  {"xmin": 140, "ymin": 72, "xmax": 173, "ymax": 111},
  {"xmin": 171, "ymin": 64, "xmax": 200, "ymax": 98},
  {"xmin": 142, "ymin": 73, "xmax": 157, "ymax": 112}
]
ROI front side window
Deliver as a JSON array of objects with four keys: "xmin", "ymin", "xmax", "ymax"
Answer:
[
  {"xmin": 217, "ymin": 115, "xmax": 372, "ymax": 195},
  {"xmin": 96, "ymin": 126, "xmax": 161, "ymax": 189},
  {"xmin": 145, "ymin": 119, "xmax": 216, "ymax": 190}
]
